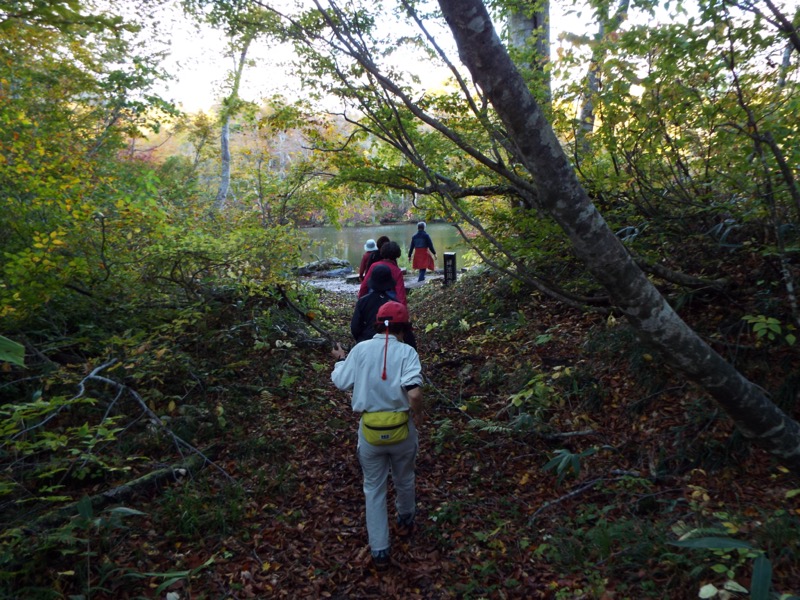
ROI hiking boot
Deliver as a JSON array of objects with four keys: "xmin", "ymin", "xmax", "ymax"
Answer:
[
  {"xmin": 371, "ymin": 548, "xmax": 390, "ymax": 571},
  {"xmin": 396, "ymin": 512, "xmax": 415, "ymax": 539}
]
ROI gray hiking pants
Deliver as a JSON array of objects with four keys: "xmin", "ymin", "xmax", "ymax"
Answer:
[{"xmin": 356, "ymin": 420, "xmax": 418, "ymax": 552}]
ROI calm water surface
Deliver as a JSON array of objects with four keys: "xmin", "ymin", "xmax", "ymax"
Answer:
[{"xmin": 301, "ymin": 223, "xmax": 472, "ymax": 272}]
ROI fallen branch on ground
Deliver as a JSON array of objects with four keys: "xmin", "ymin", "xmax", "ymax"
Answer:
[{"xmin": 18, "ymin": 449, "xmax": 216, "ymax": 533}]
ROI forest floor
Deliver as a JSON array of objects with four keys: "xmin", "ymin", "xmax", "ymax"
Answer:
[{"xmin": 28, "ymin": 269, "xmax": 800, "ymax": 599}]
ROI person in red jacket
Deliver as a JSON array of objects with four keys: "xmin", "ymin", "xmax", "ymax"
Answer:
[{"xmin": 358, "ymin": 241, "xmax": 407, "ymax": 305}]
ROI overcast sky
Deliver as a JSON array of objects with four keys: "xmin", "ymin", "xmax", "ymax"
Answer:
[{"xmin": 155, "ymin": 1, "xmax": 611, "ymax": 113}]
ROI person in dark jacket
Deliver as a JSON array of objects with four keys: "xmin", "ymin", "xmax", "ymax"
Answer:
[
  {"xmin": 408, "ymin": 222, "xmax": 436, "ymax": 282},
  {"xmin": 352, "ymin": 265, "xmax": 416, "ymax": 348},
  {"xmin": 366, "ymin": 235, "xmax": 390, "ymax": 274}
]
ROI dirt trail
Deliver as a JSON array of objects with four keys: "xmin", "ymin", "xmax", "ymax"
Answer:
[
  {"xmin": 231, "ymin": 281, "xmax": 548, "ymax": 599},
  {"xmin": 241, "ymin": 390, "xmax": 459, "ymax": 598}
]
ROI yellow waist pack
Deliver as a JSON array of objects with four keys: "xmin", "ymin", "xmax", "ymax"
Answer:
[{"xmin": 361, "ymin": 411, "xmax": 409, "ymax": 445}]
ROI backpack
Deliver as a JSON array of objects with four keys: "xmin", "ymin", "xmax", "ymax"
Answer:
[
  {"xmin": 365, "ymin": 249, "xmax": 381, "ymax": 272},
  {"xmin": 352, "ymin": 290, "xmax": 396, "ymax": 343},
  {"xmin": 351, "ymin": 290, "xmax": 417, "ymax": 350}
]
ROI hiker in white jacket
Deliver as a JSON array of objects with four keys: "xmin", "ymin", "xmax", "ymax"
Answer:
[{"xmin": 331, "ymin": 301, "xmax": 424, "ymax": 570}]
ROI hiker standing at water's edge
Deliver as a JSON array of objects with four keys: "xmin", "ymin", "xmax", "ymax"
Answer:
[
  {"xmin": 331, "ymin": 301, "xmax": 423, "ymax": 570},
  {"xmin": 408, "ymin": 222, "xmax": 436, "ymax": 282}
]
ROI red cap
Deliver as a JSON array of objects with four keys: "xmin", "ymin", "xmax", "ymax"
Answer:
[
  {"xmin": 376, "ymin": 301, "xmax": 409, "ymax": 380},
  {"xmin": 376, "ymin": 301, "xmax": 409, "ymax": 325}
]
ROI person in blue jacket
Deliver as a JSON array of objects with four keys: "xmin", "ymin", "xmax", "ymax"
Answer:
[{"xmin": 408, "ymin": 222, "xmax": 436, "ymax": 282}]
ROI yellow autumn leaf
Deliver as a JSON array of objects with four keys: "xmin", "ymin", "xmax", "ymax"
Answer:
[
  {"xmin": 722, "ymin": 521, "xmax": 738, "ymax": 534},
  {"xmin": 519, "ymin": 472, "xmax": 530, "ymax": 486}
]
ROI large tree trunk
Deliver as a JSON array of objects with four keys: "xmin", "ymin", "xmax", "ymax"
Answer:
[{"xmin": 438, "ymin": 0, "xmax": 800, "ymax": 473}]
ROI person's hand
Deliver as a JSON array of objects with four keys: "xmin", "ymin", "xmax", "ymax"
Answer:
[{"xmin": 331, "ymin": 342, "xmax": 346, "ymax": 361}]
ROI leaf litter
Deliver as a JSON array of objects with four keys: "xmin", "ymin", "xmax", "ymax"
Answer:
[{"xmin": 73, "ymin": 270, "xmax": 800, "ymax": 599}]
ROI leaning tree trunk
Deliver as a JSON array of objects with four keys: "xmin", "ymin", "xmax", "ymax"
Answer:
[{"xmin": 438, "ymin": 0, "xmax": 800, "ymax": 473}]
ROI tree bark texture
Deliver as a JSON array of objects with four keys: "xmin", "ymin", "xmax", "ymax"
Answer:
[
  {"xmin": 437, "ymin": 0, "xmax": 800, "ymax": 473},
  {"xmin": 507, "ymin": 0, "xmax": 550, "ymax": 102}
]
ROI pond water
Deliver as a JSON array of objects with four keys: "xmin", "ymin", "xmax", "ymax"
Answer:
[{"xmin": 300, "ymin": 223, "xmax": 473, "ymax": 272}]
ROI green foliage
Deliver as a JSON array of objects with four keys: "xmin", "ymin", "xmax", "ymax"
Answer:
[
  {"xmin": 0, "ymin": 392, "xmax": 129, "ymax": 499},
  {"xmin": 551, "ymin": 0, "xmax": 800, "ymax": 315},
  {"xmin": 429, "ymin": 500, "xmax": 466, "ymax": 525},
  {"xmin": 743, "ymin": 314, "xmax": 797, "ymax": 346},
  {"xmin": 536, "ymin": 509, "xmax": 674, "ymax": 584},
  {"xmin": 0, "ymin": 2, "xmax": 175, "ymax": 327},
  {"xmin": 508, "ymin": 373, "xmax": 555, "ymax": 411},
  {"xmin": 0, "ymin": 11, "xmax": 312, "ymax": 597},
  {"xmin": 0, "ymin": 497, "xmax": 146, "ymax": 598},
  {"xmin": 543, "ymin": 447, "xmax": 597, "ymax": 485},
  {"xmin": 0, "ymin": 334, "xmax": 25, "ymax": 366},
  {"xmin": 431, "ymin": 417, "xmax": 456, "ymax": 454},
  {"xmin": 158, "ymin": 478, "xmax": 247, "ymax": 538},
  {"xmin": 670, "ymin": 535, "xmax": 771, "ymax": 599},
  {"xmin": 666, "ymin": 502, "xmax": 800, "ymax": 599}
]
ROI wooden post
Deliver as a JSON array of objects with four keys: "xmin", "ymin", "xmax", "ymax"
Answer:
[{"xmin": 443, "ymin": 252, "xmax": 457, "ymax": 286}]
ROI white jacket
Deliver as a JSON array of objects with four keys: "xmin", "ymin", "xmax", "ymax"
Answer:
[{"xmin": 331, "ymin": 334, "xmax": 423, "ymax": 413}]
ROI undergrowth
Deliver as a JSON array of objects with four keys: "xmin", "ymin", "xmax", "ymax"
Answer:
[{"xmin": 2, "ymin": 268, "xmax": 800, "ymax": 598}]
